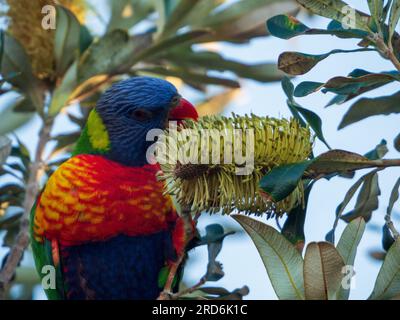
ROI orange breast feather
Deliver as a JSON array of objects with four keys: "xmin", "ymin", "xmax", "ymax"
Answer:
[{"xmin": 33, "ymin": 154, "xmax": 177, "ymax": 245}]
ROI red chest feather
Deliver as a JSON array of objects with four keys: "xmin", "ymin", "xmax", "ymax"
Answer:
[{"xmin": 33, "ymin": 154, "xmax": 177, "ymax": 245}]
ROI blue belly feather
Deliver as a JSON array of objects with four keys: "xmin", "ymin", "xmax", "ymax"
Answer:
[{"xmin": 60, "ymin": 232, "xmax": 172, "ymax": 300}]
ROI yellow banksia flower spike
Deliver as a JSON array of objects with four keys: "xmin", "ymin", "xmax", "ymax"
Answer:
[
  {"xmin": 6, "ymin": 0, "xmax": 86, "ymax": 79},
  {"xmin": 157, "ymin": 114, "xmax": 313, "ymax": 216}
]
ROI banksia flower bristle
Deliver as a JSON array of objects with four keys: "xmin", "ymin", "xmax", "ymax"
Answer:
[
  {"xmin": 6, "ymin": 0, "xmax": 86, "ymax": 79},
  {"xmin": 157, "ymin": 114, "xmax": 313, "ymax": 216}
]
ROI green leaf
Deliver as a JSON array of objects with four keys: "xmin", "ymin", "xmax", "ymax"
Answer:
[
  {"xmin": 217, "ymin": 62, "xmax": 285, "ymax": 82},
  {"xmin": 387, "ymin": 177, "xmax": 400, "ymax": 221},
  {"xmin": 178, "ymin": 0, "xmax": 224, "ymax": 29},
  {"xmin": 389, "ymin": 0, "xmax": 400, "ymax": 42},
  {"xmin": 382, "ymin": 224, "xmax": 396, "ymax": 252},
  {"xmin": 382, "ymin": 177, "xmax": 400, "ymax": 252},
  {"xmin": 232, "ymin": 62, "xmax": 286, "ymax": 82},
  {"xmin": 163, "ymin": 50, "xmax": 285, "ymax": 82},
  {"xmin": 10, "ymin": 136, "xmax": 30, "ymax": 173},
  {"xmin": 326, "ymin": 94, "xmax": 348, "ymax": 107},
  {"xmin": 0, "ymin": 135, "xmax": 11, "ymax": 165},
  {"xmin": 78, "ymin": 30, "xmax": 136, "ymax": 83},
  {"xmin": 259, "ymin": 160, "xmax": 312, "ymax": 202},
  {"xmin": 278, "ymin": 48, "xmax": 373, "ymax": 75},
  {"xmin": 0, "ymin": 210, "xmax": 23, "ymax": 229},
  {"xmin": 106, "ymin": 0, "xmax": 153, "ymax": 32},
  {"xmin": 0, "ymin": 94, "xmax": 35, "ymax": 135},
  {"xmin": 195, "ymin": 0, "xmax": 298, "ymax": 43},
  {"xmin": 290, "ymin": 104, "xmax": 331, "ymax": 149},
  {"xmin": 369, "ymin": 239, "xmax": 400, "ymax": 299},
  {"xmin": 326, "ymin": 170, "xmax": 371, "ymax": 240},
  {"xmin": 49, "ymin": 61, "xmax": 77, "ymax": 116},
  {"xmin": 233, "ymin": 215, "xmax": 305, "ymax": 300},
  {"xmin": 306, "ymin": 149, "xmax": 375, "ymax": 178},
  {"xmin": 1, "ymin": 34, "xmax": 43, "ymax": 112},
  {"xmin": 347, "ymin": 68, "xmax": 372, "ymax": 77},
  {"xmin": 3, "ymin": 223, "xmax": 19, "ymax": 247},
  {"xmin": 199, "ymin": 224, "xmax": 234, "ymax": 282},
  {"xmin": 325, "ymin": 69, "xmax": 400, "ymax": 106},
  {"xmin": 52, "ymin": 131, "xmax": 81, "ymax": 152},
  {"xmin": 206, "ymin": 0, "xmax": 289, "ymax": 27},
  {"xmin": 364, "ymin": 139, "xmax": 388, "ymax": 160},
  {"xmin": 278, "ymin": 51, "xmax": 322, "ymax": 76},
  {"xmin": 330, "ymin": 172, "xmax": 369, "ymax": 239},
  {"xmin": 336, "ymin": 217, "xmax": 366, "ymax": 300},
  {"xmin": 339, "ymin": 91, "xmax": 400, "ymax": 129},
  {"xmin": 383, "ymin": 0, "xmax": 394, "ymax": 22},
  {"xmin": 326, "ymin": 19, "xmax": 370, "ymax": 38},
  {"xmin": 79, "ymin": 25, "xmax": 93, "ymax": 54},
  {"xmin": 395, "ymin": 132, "xmax": 400, "ymax": 152},
  {"xmin": 323, "ymin": 71, "xmax": 399, "ymax": 95},
  {"xmin": 13, "ymin": 136, "xmax": 30, "ymax": 161},
  {"xmin": 0, "ymin": 30, "xmax": 4, "ymax": 66},
  {"xmin": 296, "ymin": 0, "xmax": 371, "ymax": 32},
  {"xmin": 135, "ymin": 30, "xmax": 211, "ymax": 63},
  {"xmin": 302, "ymin": 70, "xmax": 399, "ymax": 101},
  {"xmin": 7, "ymin": 162, "xmax": 26, "ymax": 174},
  {"xmin": 260, "ymin": 149, "xmax": 378, "ymax": 203},
  {"xmin": 368, "ymin": 0, "xmax": 384, "ymax": 23},
  {"xmin": 281, "ymin": 76, "xmax": 295, "ymax": 102},
  {"xmin": 266, "ymin": 15, "xmax": 368, "ymax": 40},
  {"xmin": 200, "ymin": 223, "xmax": 235, "ymax": 244},
  {"xmin": 341, "ymin": 171, "xmax": 380, "ymax": 222},
  {"xmin": 294, "ymin": 81, "xmax": 324, "ymax": 97},
  {"xmin": 283, "ymin": 77, "xmax": 330, "ymax": 148},
  {"xmin": 304, "ymin": 242, "xmax": 345, "ymax": 300},
  {"xmin": 266, "ymin": 15, "xmax": 312, "ymax": 39},
  {"xmin": 160, "ymin": 0, "xmax": 202, "ymax": 38},
  {"xmin": 195, "ymin": 285, "xmax": 249, "ymax": 300},
  {"xmin": 54, "ymin": 6, "xmax": 81, "ymax": 77},
  {"xmin": 282, "ymin": 181, "xmax": 313, "ymax": 252},
  {"xmin": 154, "ymin": 0, "xmax": 178, "ymax": 34},
  {"xmin": 138, "ymin": 66, "xmax": 240, "ymax": 88},
  {"xmin": 0, "ymin": 183, "xmax": 25, "ymax": 195}
]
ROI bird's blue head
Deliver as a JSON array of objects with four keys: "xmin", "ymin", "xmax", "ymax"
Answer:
[{"xmin": 74, "ymin": 76, "xmax": 198, "ymax": 166}]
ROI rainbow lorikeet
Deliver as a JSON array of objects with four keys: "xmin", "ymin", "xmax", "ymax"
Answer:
[{"xmin": 30, "ymin": 77, "xmax": 198, "ymax": 300}]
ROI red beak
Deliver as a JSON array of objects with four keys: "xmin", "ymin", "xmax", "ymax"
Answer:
[{"xmin": 168, "ymin": 98, "xmax": 198, "ymax": 124}]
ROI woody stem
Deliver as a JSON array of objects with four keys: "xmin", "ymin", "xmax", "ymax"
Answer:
[{"xmin": 0, "ymin": 118, "xmax": 53, "ymax": 299}]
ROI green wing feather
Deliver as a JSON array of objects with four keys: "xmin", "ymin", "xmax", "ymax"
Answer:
[{"xmin": 30, "ymin": 197, "xmax": 65, "ymax": 299}]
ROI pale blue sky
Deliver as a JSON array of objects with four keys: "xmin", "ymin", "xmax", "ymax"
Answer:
[{"xmin": 1, "ymin": 0, "xmax": 399, "ymax": 300}]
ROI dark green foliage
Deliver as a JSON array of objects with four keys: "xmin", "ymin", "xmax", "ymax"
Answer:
[
  {"xmin": 251, "ymin": 0, "xmax": 400, "ymax": 299},
  {"xmin": 1, "ymin": 0, "xmax": 298, "ymax": 300}
]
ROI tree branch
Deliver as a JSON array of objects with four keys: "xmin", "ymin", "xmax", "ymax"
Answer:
[
  {"xmin": 171, "ymin": 277, "xmax": 207, "ymax": 299},
  {"xmin": 369, "ymin": 33, "xmax": 400, "ymax": 72},
  {"xmin": 158, "ymin": 205, "xmax": 195, "ymax": 300},
  {"xmin": 0, "ymin": 118, "xmax": 53, "ymax": 299}
]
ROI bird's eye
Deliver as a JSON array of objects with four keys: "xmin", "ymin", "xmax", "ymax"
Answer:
[
  {"xmin": 170, "ymin": 95, "xmax": 181, "ymax": 107},
  {"xmin": 131, "ymin": 109, "xmax": 153, "ymax": 121}
]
